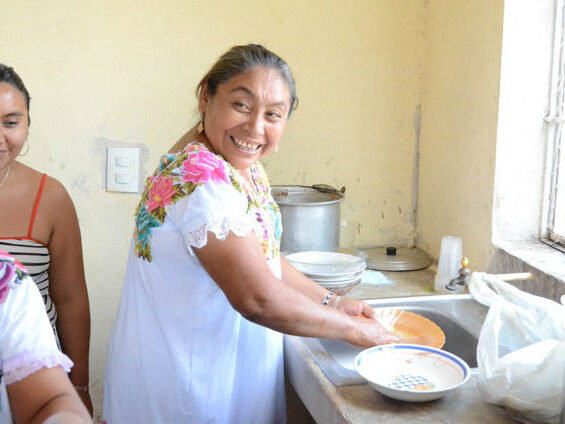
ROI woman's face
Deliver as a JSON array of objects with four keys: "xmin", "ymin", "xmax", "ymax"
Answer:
[
  {"xmin": 199, "ymin": 66, "xmax": 291, "ymax": 173},
  {"xmin": 0, "ymin": 82, "xmax": 29, "ymax": 171}
]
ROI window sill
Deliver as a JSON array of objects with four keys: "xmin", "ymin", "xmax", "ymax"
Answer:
[{"xmin": 489, "ymin": 240, "xmax": 565, "ymax": 302}]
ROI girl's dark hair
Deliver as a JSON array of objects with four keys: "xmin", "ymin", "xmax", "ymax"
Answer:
[
  {"xmin": 0, "ymin": 64, "xmax": 31, "ymax": 113},
  {"xmin": 197, "ymin": 44, "xmax": 298, "ymax": 117}
]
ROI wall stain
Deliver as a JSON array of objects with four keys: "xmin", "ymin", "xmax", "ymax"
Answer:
[
  {"xmin": 72, "ymin": 174, "xmax": 90, "ymax": 195},
  {"xmin": 411, "ymin": 104, "xmax": 422, "ymax": 232}
]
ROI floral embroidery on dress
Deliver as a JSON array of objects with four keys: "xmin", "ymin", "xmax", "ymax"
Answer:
[
  {"xmin": 134, "ymin": 144, "xmax": 232, "ymax": 261},
  {"xmin": 0, "ymin": 251, "xmax": 72, "ymax": 412},
  {"xmin": 243, "ymin": 163, "xmax": 282, "ymax": 262},
  {"xmin": 0, "ymin": 250, "xmax": 26, "ymax": 304},
  {"xmin": 133, "ymin": 142, "xmax": 281, "ymax": 263},
  {"xmin": 182, "ymin": 151, "xmax": 229, "ymax": 185},
  {"xmin": 0, "ymin": 250, "xmax": 27, "ymax": 410}
]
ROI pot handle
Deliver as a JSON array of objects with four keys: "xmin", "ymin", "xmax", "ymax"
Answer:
[{"xmin": 311, "ymin": 184, "xmax": 346, "ymax": 194}]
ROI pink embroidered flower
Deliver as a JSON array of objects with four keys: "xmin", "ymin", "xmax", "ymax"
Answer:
[
  {"xmin": 0, "ymin": 258, "xmax": 16, "ymax": 304},
  {"xmin": 0, "ymin": 250, "xmax": 25, "ymax": 272},
  {"xmin": 182, "ymin": 151, "xmax": 229, "ymax": 185},
  {"xmin": 0, "ymin": 250, "xmax": 13, "ymax": 261},
  {"xmin": 146, "ymin": 176, "xmax": 176, "ymax": 212}
]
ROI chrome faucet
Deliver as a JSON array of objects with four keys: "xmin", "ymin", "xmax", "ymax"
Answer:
[{"xmin": 445, "ymin": 257, "xmax": 470, "ymax": 292}]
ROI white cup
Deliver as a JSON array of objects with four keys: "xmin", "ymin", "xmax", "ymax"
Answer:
[{"xmin": 434, "ymin": 236, "xmax": 463, "ymax": 293}]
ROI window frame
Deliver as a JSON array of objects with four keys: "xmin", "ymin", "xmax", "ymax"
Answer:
[{"xmin": 543, "ymin": 0, "xmax": 565, "ymax": 253}]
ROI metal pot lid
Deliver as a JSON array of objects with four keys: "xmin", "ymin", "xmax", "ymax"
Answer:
[{"xmin": 360, "ymin": 247, "xmax": 432, "ymax": 271}]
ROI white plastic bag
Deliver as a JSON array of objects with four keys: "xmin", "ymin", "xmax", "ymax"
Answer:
[{"xmin": 469, "ymin": 272, "xmax": 565, "ymax": 424}]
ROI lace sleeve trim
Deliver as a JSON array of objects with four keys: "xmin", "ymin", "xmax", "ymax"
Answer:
[
  {"xmin": 3, "ymin": 349, "xmax": 74, "ymax": 385},
  {"xmin": 185, "ymin": 215, "xmax": 259, "ymax": 255}
]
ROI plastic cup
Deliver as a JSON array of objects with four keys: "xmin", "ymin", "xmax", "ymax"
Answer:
[{"xmin": 434, "ymin": 236, "xmax": 463, "ymax": 293}]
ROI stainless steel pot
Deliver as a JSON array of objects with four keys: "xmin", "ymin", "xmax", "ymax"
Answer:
[{"xmin": 271, "ymin": 185, "xmax": 345, "ymax": 252}]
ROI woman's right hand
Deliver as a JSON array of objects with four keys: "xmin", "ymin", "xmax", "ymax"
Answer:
[{"xmin": 349, "ymin": 316, "xmax": 400, "ymax": 348}]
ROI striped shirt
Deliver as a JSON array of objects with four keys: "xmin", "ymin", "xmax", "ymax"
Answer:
[{"xmin": 0, "ymin": 174, "xmax": 58, "ymax": 333}]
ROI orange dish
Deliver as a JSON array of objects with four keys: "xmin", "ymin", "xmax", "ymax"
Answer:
[{"xmin": 373, "ymin": 308, "xmax": 445, "ymax": 349}]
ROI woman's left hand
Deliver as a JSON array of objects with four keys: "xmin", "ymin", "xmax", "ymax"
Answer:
[{"xmin": 335, "ymin": 298, "xmax": 375, "ymax": 319}]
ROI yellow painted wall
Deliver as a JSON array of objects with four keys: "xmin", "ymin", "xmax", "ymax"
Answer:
[
  {"xmin": 416, "ymin": 0, "xmax": 504, "ymax": 270},
  {"xmin": 263, "ymin": 2, "xmax": 426, "ymax": 248},
  {"xmin": 1, "ymin": 1, "xmax": 426, "ymax": 419}
]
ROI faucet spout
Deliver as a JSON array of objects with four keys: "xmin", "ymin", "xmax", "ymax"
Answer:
[
  {"xmin": 445, "ymin": 274, "xmax": 469, "ymax": 291},
  {"xmin": 444, "ymin": 257, "xmax": 470, "ymax": 292}
]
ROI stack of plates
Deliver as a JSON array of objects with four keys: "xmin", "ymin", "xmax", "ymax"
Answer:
[{"xmin": 284, "ymin": 251, "xmax": 367, "ymax": 295}]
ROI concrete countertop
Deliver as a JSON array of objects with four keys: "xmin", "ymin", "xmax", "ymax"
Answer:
[{"xmin": 284, "ymin": 268, "xmax": 516, "ymax": 424}]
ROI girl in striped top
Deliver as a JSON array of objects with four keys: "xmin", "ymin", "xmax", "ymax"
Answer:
[{"xmin": 0, "ymin": 64, "xmax": 92, "ymax": 416}]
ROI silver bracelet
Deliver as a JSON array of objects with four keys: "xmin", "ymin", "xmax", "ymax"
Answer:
[
  {"xmin": 74, "ymin": 384, "xmax": 89, "ymax": 392},
  {"xmin": 321, "ymin": 291, "xmax": 335, "ymax": 305}
]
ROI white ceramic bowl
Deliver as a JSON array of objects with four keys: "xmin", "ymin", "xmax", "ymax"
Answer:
[
  {"xmin": 313, "ymin": 275, "xmax": 362, "ymax": 286},
  {"xmin": 285, "ymin": 251, "xmax": 366, "ymax": 277},
  {"xmin": 303, "ymin": 269, "xmax": 365, "ymax": 282},
  {"xmin": 314, "ymin": 277, "xmax": 362, "ymax": 295},
  {"xmin": 354, "ymin": 344, "xmax": 471, "ymax": 402}
]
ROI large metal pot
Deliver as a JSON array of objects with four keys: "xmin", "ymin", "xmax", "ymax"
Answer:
[{"xmin": 271, "ymin": 185, "xmax": 345, "ymax": 252}]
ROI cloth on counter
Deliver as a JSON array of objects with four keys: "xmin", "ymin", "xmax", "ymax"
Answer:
[
  {"xmin": 103, "ymin": 142, "xmax": 286, "ymax": 424},
  {"xmin": 361, "ymin": 269, "xmax": 395, "ymax": 286}
]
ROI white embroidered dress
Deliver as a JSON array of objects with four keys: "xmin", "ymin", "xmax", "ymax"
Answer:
[
  {"xmin": 0, "ymin": 253, "xmax": 72, "ymax": 424},
  {"xmin": 103, "ymin": 143, "xmax": 285, "ymax": 424}
]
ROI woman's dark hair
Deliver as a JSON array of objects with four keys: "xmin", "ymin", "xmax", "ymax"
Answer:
[
  {"xmin": 0, "ymin": 64, "xmax": 31, "ymax": 114},
  {"xmin": 197, "ymin": 44, "xmax": 298, "ymax": 117}
]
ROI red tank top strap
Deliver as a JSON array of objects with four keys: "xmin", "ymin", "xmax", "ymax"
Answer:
[{"xmin": 27, "ymin": 174, "xmax": 48, "ymax": 239}]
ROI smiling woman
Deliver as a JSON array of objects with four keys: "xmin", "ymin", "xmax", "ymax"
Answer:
[
  {"xmin": 0, "ymin": 78, "xmax": 28, "ymax": 177},
  {"xmin": 103, "ymin": 44, "xmax": 398, "ymax": 424},
  {"xmin": 197, "ymin": 66, "xmax": 290, "ymax": 173},
  {"xmin": 0, "ymin": 64, "xmax": 92, "ymax": 415}
]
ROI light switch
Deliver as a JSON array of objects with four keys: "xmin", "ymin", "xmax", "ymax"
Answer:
[
  {"xmin": 115, "ymin": 156, "xmax": 131, "ymax": 167},
  {"xmin": 115, "ymin": 173, "xmax": 130, "ymax": 184},
  {"xmin": 106, "ymin": 147, "xmax": 139, "ymax": 192}
]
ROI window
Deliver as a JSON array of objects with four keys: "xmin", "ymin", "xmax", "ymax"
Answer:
[{"xmin": 544, "ymin": 0, "xmax": 565, "ymax": 252}]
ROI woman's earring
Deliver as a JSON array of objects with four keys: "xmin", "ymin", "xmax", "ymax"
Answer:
[
  {"xmin": 274, "ymin": 145, "xmax": 279, "ymax": 153},
  {"xmin": 197, "ymin": 120, "xmax": 204, "ymax": 135},
  {"xmin": 19, "ymin": 139, "xmax": 30, "ymax": 156}
]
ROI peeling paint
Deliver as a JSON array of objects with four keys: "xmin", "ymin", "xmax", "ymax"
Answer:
[{"xmin": 72, "ymin": 174, "xmax": 90, "ymax": 195}]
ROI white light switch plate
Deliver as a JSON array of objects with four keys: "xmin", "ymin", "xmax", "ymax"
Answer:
[{"xmin": 106, "ymin": 147, "xmax": 140, "ymax": 192}]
